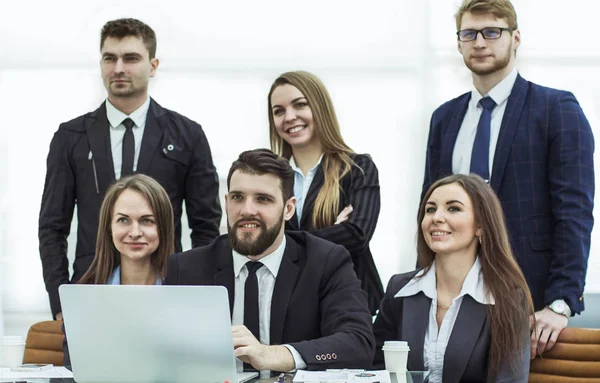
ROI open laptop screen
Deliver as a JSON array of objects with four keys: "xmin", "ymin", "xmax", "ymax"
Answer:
[{"xmin": 60, "ymin": 285, "xmax": 247, "ymax": 383}]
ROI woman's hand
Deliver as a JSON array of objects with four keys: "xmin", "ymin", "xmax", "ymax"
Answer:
[{"xmin": 335, "ymin": 205, "xmax": 353, "ymax": 224}]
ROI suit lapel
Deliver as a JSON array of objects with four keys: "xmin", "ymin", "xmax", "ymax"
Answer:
[
  {"xmin": 269, "ymin": 235, "xmax": 300, "ymax": 345},
  {"xmin": 85, "ymin": 102, "xmax": 116, "ymax": 188},
  {"xmin": 299, "ymin": 166, "xmax": 324, "ymax": 230},
  {"xmin": 490, "ymin": 74, "xmax": 528, "ymax": 192},
  {"xmin": 441, "ymin": 93, "xmax": 471, "ymax": 176},
  {"xmin": 136, "ymin": 99, "xmax": 165, "ymax": 175},
  {"xmin": 443, "ymin": 296, "xmax": 488, "ymax": 383},
  {"xmin": 401, "ymin": 293, "xmax": 430, "ymax": 371},
  {"xmin": 213, "ymin": 241, "xmax": 235, "ymax": 317}
]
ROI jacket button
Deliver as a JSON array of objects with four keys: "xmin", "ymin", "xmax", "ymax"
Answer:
[
  {"xmin": 332, "ymin": 353, "xmax": 337, "ymax": 359},
  {"xmin": 315, "ymin": 355, "xmax": 321, "ymax": 361},
  {"xmin": 167, "ymin": 144, "xmax": 174, "ymax": 151},
  {"xmin": 579, "ymin": 296, "xmax": 583, "ymax": 302},
  {"xmin": 326, "ymin": 353, "xmax": 332, "ymax": 360},
  {"xmin": 320, "ymin": 354, "xmax": 326, "ymax": 360}
]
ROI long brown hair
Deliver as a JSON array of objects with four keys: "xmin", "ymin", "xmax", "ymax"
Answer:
[
  {"xmin": 417, "ymin": 174, "xmax": 533, "ymax": 377},
  {"xmin": 268, "ymin": 70, "xmax": 355, "ymax": 229},
  {"xmin": 79, "ymin": 174, "xmax": 174, "ymax": 284}
]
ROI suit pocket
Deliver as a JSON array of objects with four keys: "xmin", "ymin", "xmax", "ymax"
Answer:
[
  {"xmin": 530, "ymin": 234, "xmax": 552, "ymax": 251},
  {"xmin": 528, "ymin": 214, "xmax": 552, "ymax": 252},
  {"xmin": 161, "ymin": 143, "xmax": 191, "ymax": 166},
  {"xmin": 149, "ymin": 141, "xmax": 193, "ymax": 195}
]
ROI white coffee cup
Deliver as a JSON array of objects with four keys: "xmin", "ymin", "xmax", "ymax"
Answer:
[
  {"xmin": 1, "ymin": 335, "xmax": 26, "ymax": 368},
  {"xmin": 382, "ymin": 340, "xmax": 410, "ymax": 374}
]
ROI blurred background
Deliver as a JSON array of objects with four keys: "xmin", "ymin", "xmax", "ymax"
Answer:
[{"xmin": 0, "ymin": 0, "xmax": 598, "ymax": 336}]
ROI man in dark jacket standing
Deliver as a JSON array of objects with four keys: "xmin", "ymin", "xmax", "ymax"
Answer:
[{"xmin": 39, "ymin": 18, "xmax": 222, "ymax": 319}]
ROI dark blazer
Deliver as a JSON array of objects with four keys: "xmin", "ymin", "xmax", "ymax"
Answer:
[
  {"xmin": 373, "ymin": 271, "xmax": 530, "ymax": 383},
  {"xmin": 39, "ymin": 99, "xmax": 222, "ymax": 317},
  {"xmin": 423, "ymin": 75, "xmax": 594, "ymax": 313},
  {"xmin": 286, "ymin": 153, "xmax": 384, "ymax": 315},
  {"xmin": 164, "ymin": 231, "xmax": 375, "ymax": 371}
]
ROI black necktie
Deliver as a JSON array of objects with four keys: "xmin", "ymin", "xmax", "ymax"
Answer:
[
  {"xmin": 121, "ymin": 118, "xmax": 135, "ymax": 178},
  {"xmin": 243, "ymin": 261, "xmax": 263, "ymax": 372},
  {"xmin": 470, "ymin": 97, "xmax": 496, "ymax": 182}
]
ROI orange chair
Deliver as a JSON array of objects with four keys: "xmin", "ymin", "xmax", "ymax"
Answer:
[
  {"xmin": 529, "ymin": 328, "xmax": 600, "ymax": 382},
  {"xmin": 22, "ymin": 320, "xmax": 64, "ymax": 366}
]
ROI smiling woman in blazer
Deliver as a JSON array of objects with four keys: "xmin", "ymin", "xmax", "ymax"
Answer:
[
  {"xmin": 63, "ymin": 174, "xmax": 174, "ymax": 368},
  {"xmin": 268, "ymin": 70, "xmax": 384, "ymax": 315},
  {"xmin": 373, "ymin": 174, "xmax": 534, "ymax": 382}
]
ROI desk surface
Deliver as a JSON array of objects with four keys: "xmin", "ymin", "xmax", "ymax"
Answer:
[{"xmin": 0, "ymin": 371, "xmax": 429, "ymax": 383}]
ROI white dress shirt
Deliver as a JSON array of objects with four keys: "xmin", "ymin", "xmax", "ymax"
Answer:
[
  {"xmin": 394, "ymin": 257, "xmax": 495, "ymax": 383},
  {"xmin": 106, "ymin": 97, "xmax": 150, "ymax": 179},
  {"xmin": 231, "ymin": 236, "xmax": 306, "ymax": 377},
  {"xmin": 290, "ymin": 154, "xmax": 323, "ymax": 226},
  {"xmin": 452, "ymin": 68, "xmax": 518, "ymax": 179}
]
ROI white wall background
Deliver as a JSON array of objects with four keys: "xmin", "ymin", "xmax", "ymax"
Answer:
[{"xmin": 1, "ymin": 0, "xmax": 599, "ymax": 334}]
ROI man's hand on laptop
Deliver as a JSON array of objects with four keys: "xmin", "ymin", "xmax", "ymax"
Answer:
[{"xmin": 232, "ymin": 325, "xmax": 295, "ymax": 372}]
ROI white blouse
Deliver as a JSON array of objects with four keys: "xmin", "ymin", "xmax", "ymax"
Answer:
[{"xmin": 394, "ymin": 257, "xmax": 494, "ymax": 383}]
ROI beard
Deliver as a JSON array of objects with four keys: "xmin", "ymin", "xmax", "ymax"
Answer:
[
  {"xmin": 228, "ymin": 214, "xmax": 284, "ymax": 256},
  {"xmin": 464, "ymin": 44, "xmax": 513, "ymax": 76},
  {"xmin": 106, "ymin": 77, "xmax": 147, "ymax": 98}
]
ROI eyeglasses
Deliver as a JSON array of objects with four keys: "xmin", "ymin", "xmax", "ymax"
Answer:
[{"xmin": 457, "ymin": 27, "xmax": 515, "ymax": 42}]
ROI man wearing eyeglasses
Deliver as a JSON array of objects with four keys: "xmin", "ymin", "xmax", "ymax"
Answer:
[{"xmin": 422, "ymin": 0, "xmax": 594, "ymax": 361}]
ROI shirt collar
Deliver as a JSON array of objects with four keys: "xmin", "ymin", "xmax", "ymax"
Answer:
[
  {"xmin": 106, "ymin": 264, "xmax": 163, "ymax": 285},
  {"xmin": 289, "ymin": 154, "xmax": 324, "ymax": 175},
  {"xmin": 470, "ymin": 67, "xmax": 518, "ymax": 108},
  {"xmin": 394, "ymin": 257, "xmax": 495, "ymax": 305},
  {"xmin": 394, "ymin": 263, "xmax": 436, "ymax": 300},
  {"xmin": 105, "ymin": 96, "xmax": 151, "ymax": 129},
  {"xmin": 232, "ymin": 235, "xmax": 287, "ymax": 278},
  {"xmin": 107, "ymin": 265, "xmax": 121, "ymax": 285}
]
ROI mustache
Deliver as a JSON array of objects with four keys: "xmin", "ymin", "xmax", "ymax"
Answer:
[
  {"xmin": 110, "ymin": 75, "xmax": 130, "ymax": 81},
  {"xmin": 234, "ymin": 218, "xmax": 265, "ymax": 227}
]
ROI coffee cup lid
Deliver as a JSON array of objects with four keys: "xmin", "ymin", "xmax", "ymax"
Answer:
[
  {"xmin": 383, "ymin": 340, "xmax": 408, "ymax": 348},
  {"xmin": 382, "ymin": 346, "xmax": 410, "ymax": 351}
]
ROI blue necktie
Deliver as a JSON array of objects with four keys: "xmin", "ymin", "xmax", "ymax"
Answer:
[{"xmin": 470, "ymin": 97, "xmax": 496, "ymax": 182}]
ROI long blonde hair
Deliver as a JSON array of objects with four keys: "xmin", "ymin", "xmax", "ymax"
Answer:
[
  {"xmin": 79, "ymin": 174, "xmax": 174, "ymax": 284},
  {"xmin": 268, "ymin": 71, "xmax": 354, "ymax": 228}
]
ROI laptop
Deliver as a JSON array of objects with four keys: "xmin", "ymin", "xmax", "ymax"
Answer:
[{"xmin": 60, "ymin": 285, "xmax": 258, "ymax": 383}]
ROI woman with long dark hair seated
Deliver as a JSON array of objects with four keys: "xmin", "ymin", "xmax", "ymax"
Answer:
[
  {"xmin": 63, "ymin": 174, "xmax": 174, "ymax": 368},
  {"xmin": 373, "ymin": 174, "xmax": 534, "ymax": 382}
]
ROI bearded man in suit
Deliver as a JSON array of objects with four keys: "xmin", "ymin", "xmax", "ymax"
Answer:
[{"xmin": 165, "ymin": 149, "xmax": 374, "ymax": 377}]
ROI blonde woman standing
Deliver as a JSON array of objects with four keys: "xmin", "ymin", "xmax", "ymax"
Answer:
[{"xmin": 268, "ymin": 71, "xmax": 383, "ymax": 314}]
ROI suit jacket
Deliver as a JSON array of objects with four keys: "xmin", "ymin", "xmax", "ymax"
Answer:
[
  {"xmin": 164, "ymin": 231, "xmax": 375, "ymax": 371},
  {"xmin": 423, "ymin": 75, "xmax": 594, "ymax": 313},
  {"xmin": 373, "ymin": 271, "xmax": 530, "ymax": 383},
  {"xmin": 39, "ymin": 99, "xmax": 222, "ymax": 317},
  {"xmin": 286, "ymin": 153, "xmax": 384, "ymax": 315}
]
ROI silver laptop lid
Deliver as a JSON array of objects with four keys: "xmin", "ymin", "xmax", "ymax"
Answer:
[{"xmin": 60, "ymin": 285, "xmax": 237, "ymax": 383}]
